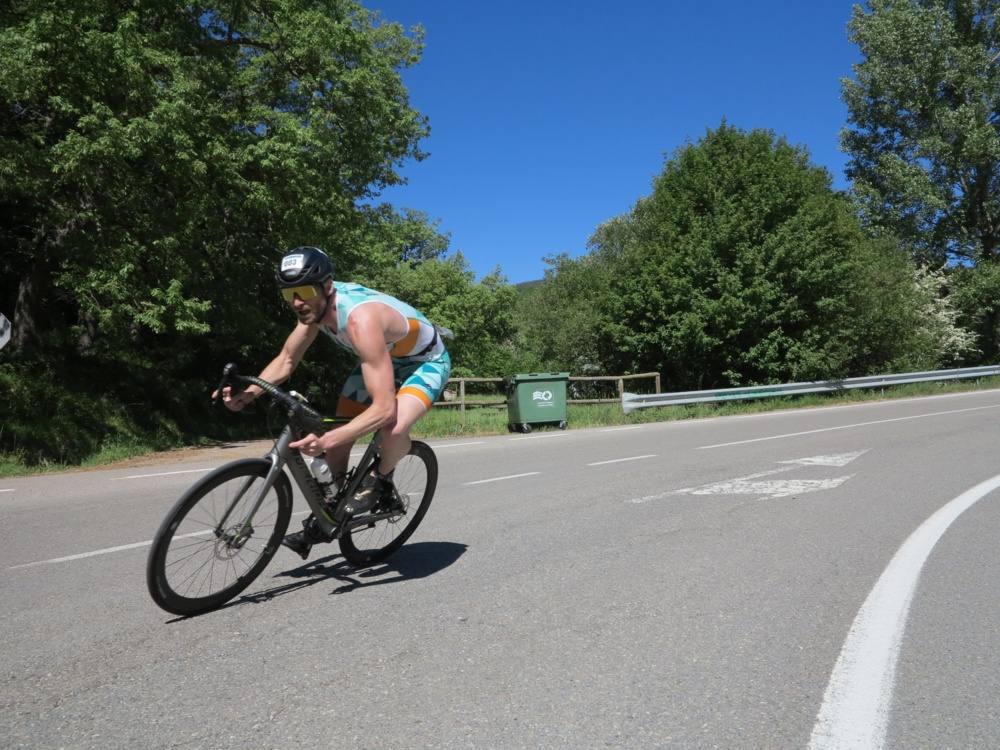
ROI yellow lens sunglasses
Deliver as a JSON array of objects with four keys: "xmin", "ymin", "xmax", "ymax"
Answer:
[{"xmin": 280, "ymin": 284, "xmax": 321, "ymax": 303}]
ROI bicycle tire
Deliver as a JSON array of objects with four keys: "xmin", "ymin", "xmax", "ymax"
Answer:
[
  {"xmin": 339, "ymin": 441, "xmax": 437, "ymax": 566},
  {"xmin": 146, "ymin": 458, "xmax": 292, "ymax": 616}
]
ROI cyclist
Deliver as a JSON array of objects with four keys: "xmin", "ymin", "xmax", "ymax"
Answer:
[{"xmin": 218, "ymin": 246, "xmax": 451, "ymax": 559}]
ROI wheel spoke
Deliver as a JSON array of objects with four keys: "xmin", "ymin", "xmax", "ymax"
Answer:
[
  {"xmin": 165, "ymin": 543, "xmax": 216, "ymax": 569},
  {"xmin": 340, "ymin": 442, "xmax": 436, "ymax": 565},
  {"xmin": 148, "ymin": 463, "xmax": 291, "ymax": 614}
]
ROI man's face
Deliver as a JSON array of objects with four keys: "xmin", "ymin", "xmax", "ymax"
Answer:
[{"xmin": 283, "ymin": 282, "xmax": 329, "ymax": 324}]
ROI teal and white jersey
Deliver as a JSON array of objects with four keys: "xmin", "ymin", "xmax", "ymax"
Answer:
[{"xmin": 320, "ymin": 281, "xmax": 446, "ymax": 363}]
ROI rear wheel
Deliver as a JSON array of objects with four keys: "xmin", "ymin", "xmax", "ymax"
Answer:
[
  {"xmin": 146, "ymin": 459, "xmax": 292, "ymax": 616},
  {"xmin": 339, "ymin": 441, "xmax": 437, "ymax": 567}
]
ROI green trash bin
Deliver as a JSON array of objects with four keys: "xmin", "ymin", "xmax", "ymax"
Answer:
[{"xmin": 506, "ymin": 372, "xmax": 569, "ymax": 433}]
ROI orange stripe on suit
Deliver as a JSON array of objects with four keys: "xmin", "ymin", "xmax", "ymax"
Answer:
[
  {"xmin": 391, "ymin": 319, "xmax": 423, "ymax": 357},
  {"xmin": 398, "ymin": 386, "xmax": 433, "ymax": 409}
]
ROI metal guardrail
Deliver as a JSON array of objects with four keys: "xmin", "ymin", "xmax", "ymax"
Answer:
[{"xmin": 621, "ymin": 365, "xmax": 1000, "ymax": 414}]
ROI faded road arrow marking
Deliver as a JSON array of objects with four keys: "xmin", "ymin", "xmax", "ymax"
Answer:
[
  {"xmin": 629, "ymin": 451, "xmax": 866, "ymax": 504},
  {"xmin": 690, "ymin": 474, "xmax": 854, "ymax": 499},
  {"xmin": 778, "ymin": 450, "xmax": 868, "ymax": 468}
]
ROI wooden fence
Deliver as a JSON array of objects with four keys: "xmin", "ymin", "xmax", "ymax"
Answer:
[{"xmin": 437, "ymin": 372, "xmax": 661, "ymax": 412}]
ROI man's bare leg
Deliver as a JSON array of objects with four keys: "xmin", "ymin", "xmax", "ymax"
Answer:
[
  {"xmin": 339, "ymin": 395, "xmax": 428, "ymax": 517},
  {"xmin": 376, "ymin": 394, "xmax": 428, "ymax": 473},
  {"xmin": 323, "ymin": 441, "xmax": 353, "ymax": 478}
]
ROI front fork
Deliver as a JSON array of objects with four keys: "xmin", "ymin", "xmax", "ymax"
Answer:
[{"xmin": 214, "ymin": 429, "xmax": 299, "ymax": 545}]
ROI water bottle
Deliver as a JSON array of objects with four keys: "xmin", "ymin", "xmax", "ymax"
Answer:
[{"xmin": 303, "ymin": 454, "xmax": 333, "ymax": 486}]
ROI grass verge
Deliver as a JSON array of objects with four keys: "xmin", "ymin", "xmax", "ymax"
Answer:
[{"xmin": 3, "ymin": 376, "xmax": 999, "ymax": 477}]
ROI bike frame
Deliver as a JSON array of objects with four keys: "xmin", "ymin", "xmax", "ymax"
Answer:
[
  {"xmin": 207, "ymin": 366, "xmax": 412, "ymax": 544},
  {"xmin": 215, "ymin": 423, "xmax": 388, "ymax": 542}
]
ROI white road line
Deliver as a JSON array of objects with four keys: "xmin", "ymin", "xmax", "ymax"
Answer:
[
  {"xmin": 0, "ymin": 489, "xmax": 13, "ymax": 493},
  {"xmin": 698, "ymin": 404, "xmax": 1000, "ymax": 449},
  {"xmin": 111, "ymin": 468, "xmax": 216, "ymax": 481},
  {"xmin": 10, "ymin": 509, "xmax": 315, "ymax": 570},
  {"xmin": 808, "ymin": 472, "xmax": 1000, "ymax": 750},
  {"xmin": 464, "ymin": 472, "xmax": 540, "ymax": 486},
  {"xmin": 431, "ymin": 441, "xmax": 485, "ymax": 449},
  {"xmin": 600, "ymin": 426, "xmax": 644, "ymax": 432},
  {"xmin": 588, "ymin": 454, "xmax": 657, "ymax": 466},
  {"xmin": 8, "ymin": 528, "xmax": 212, "ymax": 569},
  {"xmin": 10, "ymin": 540, "xmax": 160, "ymax": 568},
  {"xmin": 510, "ymin": 433, "xmax": 570, "ymax": 441}
]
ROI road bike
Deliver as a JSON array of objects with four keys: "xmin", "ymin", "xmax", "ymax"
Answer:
[{"xmin": 146, "ymin": 364, "xmax": 437, "ymax": 616}]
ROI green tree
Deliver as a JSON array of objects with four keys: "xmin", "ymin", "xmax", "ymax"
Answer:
[
  {"xmin": 513, "ymin": 253, "xmax": 608, "ymax": 373},
  {"xmin": 1, "ymin": 0, "xmax": 428, "ymax": 360},
  {"xmin": 842, "ymin": 0, "xmax": 1000, "ymax": 264},
  {"xmin": 947, "ymin": 260, "xmax": 1000, "ymax": 358},
  {"xmin": 586, "ymin": 124, "xmax": 936, "ymax": 390},
  {"xmin": 0, "ymin": 0, "xmax": 447, "ymax": 462}
]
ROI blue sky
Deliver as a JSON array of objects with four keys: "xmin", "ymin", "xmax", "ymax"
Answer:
[{"xmin": 368, "ymin": 1, "xmax": 861, "ymax": 283}]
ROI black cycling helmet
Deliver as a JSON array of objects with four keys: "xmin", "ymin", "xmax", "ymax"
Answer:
[{"xmin": 276, "ymin": 246, "xmax": 333, "ymax": 287}]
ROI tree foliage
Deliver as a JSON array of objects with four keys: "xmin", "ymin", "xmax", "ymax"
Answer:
[
  {"xmin": 0, "ymin": 1, "xmax": 512, "ymax": 462},
  {"xmin": 513, "ymin": 253, "xmax": 608, "ymax": 374},
  {"xmin": 947, "ymin": 259, "xmax": 1000, "ymax": 358},
  {"xmin": 1, "ymin": 0, "xmax": 430, "ymax": 361},
  {"xmin": 570, "ymin": 124, "xmax": 944, "ymax": 389},
  {"xmin": 842, "ymin": 0, "xmax": 1000, "ymax": 264}
]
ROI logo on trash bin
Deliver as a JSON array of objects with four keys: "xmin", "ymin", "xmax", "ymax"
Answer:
[{"xmin": 532, "ymin": 390, "xmax": 553, "ymax": 403}]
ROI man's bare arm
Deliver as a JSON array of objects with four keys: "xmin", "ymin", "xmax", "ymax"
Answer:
[
  {"xmin": 291, "ymin": 305, "xmax": 396, "ymax": 451},
  {"xmin": 220, "ymin": 323, "xmax": 319, "ymax": 410}
]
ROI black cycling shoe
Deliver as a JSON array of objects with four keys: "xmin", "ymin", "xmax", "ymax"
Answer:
[
  {"xmin": 342, "ymin": 471, "xmax": 394, "ymax": 516},
  {"xmin": 281, "ymin": 516, "xmax": 329, "ymax": 560}
]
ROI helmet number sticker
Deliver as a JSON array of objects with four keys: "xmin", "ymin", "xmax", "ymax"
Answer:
[{"xmin": 281, "ymin": 254, "xmax": 305, "ymax": 271}]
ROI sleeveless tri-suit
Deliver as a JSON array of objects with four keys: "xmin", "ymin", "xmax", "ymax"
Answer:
[{"xmin": 319, "ymin": 281, "xmax": 452, "ymax": 415}]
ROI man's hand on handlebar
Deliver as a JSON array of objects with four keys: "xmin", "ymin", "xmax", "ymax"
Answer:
[{"xmin": 214, "ymin": 385, "xmax": 254, "ymax": 412}]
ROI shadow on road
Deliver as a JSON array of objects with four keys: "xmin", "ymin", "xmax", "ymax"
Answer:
[
  {"xmin": 241, "ymin": 540, "xmax": 467, "ymax": 603},
  {"xmin": 163, "ymin": 541, "xmax": 467, "ymax": 622}
]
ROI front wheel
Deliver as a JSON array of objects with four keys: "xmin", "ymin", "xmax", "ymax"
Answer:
[
  {"xmin": 339, "ymin": 441, "xmax": 437, "ymax": 567},
  {"xmin": 146, "ymin": 459, "xmax": 292, "ymax": 616}
]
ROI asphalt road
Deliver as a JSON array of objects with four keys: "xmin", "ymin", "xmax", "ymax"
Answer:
[{"xmin": 2, "ymin": 388, "xmax": 1000, "ymax": 749}]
